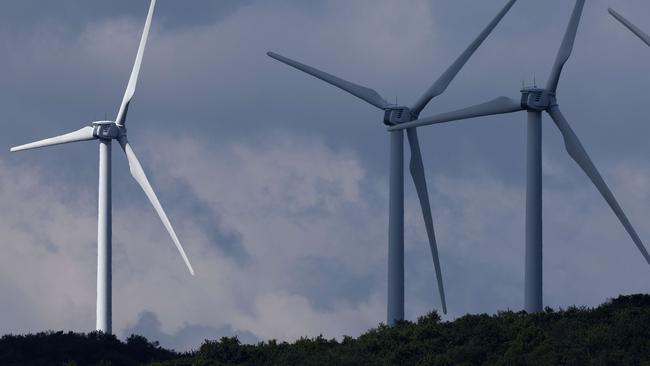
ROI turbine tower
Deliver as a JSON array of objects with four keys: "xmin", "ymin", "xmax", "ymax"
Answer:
[
  {"xmin": 267, "ymin": 0, "xmax": 517, "ymax": 324},
  {"xmin": 10, "ymin": 0, "xmax": 194, "ymax": 334},
  {"xmin": 390, "ymin": 0, "xmax": 650, "ymax": 312},
  {"xmin": 608, "ymin": 8, "xmax": 650, "ymax": 48}
]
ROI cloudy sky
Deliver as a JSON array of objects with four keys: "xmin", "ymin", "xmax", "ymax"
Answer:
[{"xmin": 1, "ymin": 0, "xmax": 650, "ymax": 351}]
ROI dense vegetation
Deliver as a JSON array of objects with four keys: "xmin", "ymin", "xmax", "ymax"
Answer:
[
  {"xmin": 0, "ymin": 332, "xmax": 178, "ymax": 366},
  {"xmin": 2, "ymin": 294, "xmax": 649, "ymax": 365}
]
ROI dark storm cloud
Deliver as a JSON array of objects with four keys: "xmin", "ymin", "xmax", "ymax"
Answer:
[
  {"xmin": 0, "ymin": 0, "xmax": 255, "ymax": 34},
  {"xmin": 1, "ymin": 0, "xmax": 650, "ymax": 352}
]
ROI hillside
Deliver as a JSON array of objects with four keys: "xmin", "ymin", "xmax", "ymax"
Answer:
[{"xmin": 1, "ymin": 294, "xmax": 649, "ymax": 365}]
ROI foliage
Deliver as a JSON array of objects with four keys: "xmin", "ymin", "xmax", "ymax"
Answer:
[
  {"xmin": 2, "ymin": 294, "xmax": 650, "ymax": 365},
  {"xmin": 0, "ymin": 331, "xmax": 180, "ymax": 366}
]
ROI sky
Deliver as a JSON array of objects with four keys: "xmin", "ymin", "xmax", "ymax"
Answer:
[{"xmin": 1, "ymin": 0, "xmax": 650, "ymax": 352}]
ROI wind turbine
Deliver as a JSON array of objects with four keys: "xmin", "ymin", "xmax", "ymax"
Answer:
[
  {"xmin": 390, "ymin": 0, "xmax": 650, "ymax": 312},
  {"xmin": 608, "ymin": 8, "xmax": 650, "ymax": 48},
  {"xmin": 10, "ymin": 0, "xmax": 194, "ymax": 334},
  {"xmin": 267, "ymin": 0, "xmax": 516, "ymax": 324}
]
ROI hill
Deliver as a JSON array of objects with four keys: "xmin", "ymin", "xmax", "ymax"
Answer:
[{"xmin": 1, "ymin": 294, "xmax": 649, "ymax": 365}]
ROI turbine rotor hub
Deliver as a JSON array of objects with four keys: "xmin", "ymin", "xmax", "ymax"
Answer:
[
  {"xmin": 383, "ymin": 106, "xmax": 415, "ymax": 126},
  {"xmin": 520, "ymin": 87, "xmax": 556, "ymax": 111},
  {"xmin": 92, "ymin": 121, "xmax": 125, "ymax": 140}
]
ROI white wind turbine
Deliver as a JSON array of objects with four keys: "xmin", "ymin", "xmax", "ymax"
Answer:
[
  {"xmin": 268, "ymin": 0, "xmax": 517, "ymax": 324},
  {"xmin": 390, "ymin": 0, "xmax": 650, "ymax": 312},
  {"xmin": 10, "ymin": 0, "xmax": 194, "ymax": 334}
]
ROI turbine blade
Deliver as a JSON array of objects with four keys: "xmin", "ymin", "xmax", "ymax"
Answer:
[
  {"xmin": 267, "ymin": 51, "xmax": 389, "ymax": 110},
  {"xmin": 406, "ymin": 128, "xmax": 447, "ymax": 314},
  {"xmin": 546, "ymin": 0, "xmax": 586, "ymax": 92},
  {"xmin": 115, "ymin": 0, "xmax": 156, "ymax": 126},
  {"xmin": 390, "ymin": 96, "xmax": 522, "ymax": 131},
  {"xmin": 609, "ymin": 8, "xmax": 650, "ymax": 48},
  {"xmin": 10, "ymin": 126, "xmax": 96, "ymax": 152},
  {"xmin": 119, "ymin": 137, "xmax": 195, "ymax": 275},
  {"xmin": 547, "ymin": 106, "xmax": 650, "ymax": 266},
  {"xmin": 410, "ymin": 0, "xmax": 517, "ymax": 116}
]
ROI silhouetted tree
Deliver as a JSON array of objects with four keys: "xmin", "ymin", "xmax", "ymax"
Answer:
[{"xmin": 2, "ymin": 294, "xmax": 650, "ymax": 365}]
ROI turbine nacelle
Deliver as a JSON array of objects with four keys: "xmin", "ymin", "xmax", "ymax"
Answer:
[
  {"xmin": 520, "ymin": 87, "xmax": 555, "ymax": 111},
  {"xmin": 92, "ymin": 121, "xmax": 124, "ymax": 140},
  {"xmin": 383, "ymin": 106, "xmax": 415, "ymax": 126}
]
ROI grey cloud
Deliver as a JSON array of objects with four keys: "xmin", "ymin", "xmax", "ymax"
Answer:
[
  {"xmin": 124, "ymin": 310, "xmax": 259, "ymax": 351},
  {"xmin": 2, "ymin": 0, "xmax": 650, "ymax": 352},
  {"xmin": 290, "ymin": 256, "xmax": 378, "ymax": 311},
  {"xmin": 163, "ymin": 179, "xmax": 249, "ymax": 263},
  {"xmin": 0, "ymin": 0, "xmax": 255, "ymax": 35}
]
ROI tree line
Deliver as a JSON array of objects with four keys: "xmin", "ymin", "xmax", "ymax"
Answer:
[{"xmin": 1, "ymin": 294, "xmax": 649, "ymax": 365}]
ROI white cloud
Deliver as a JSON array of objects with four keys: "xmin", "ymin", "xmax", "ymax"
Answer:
[
  {"xmin": 0, "ymin": 134, "xmax": 387, "ymax": 347},
  {"xmin": 0, "ymin": 159, "xmax": 97, "ymax": 332},
  {"xmin": 2, "ymin": 129, "xmax": 650, "ymax": 351}
]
